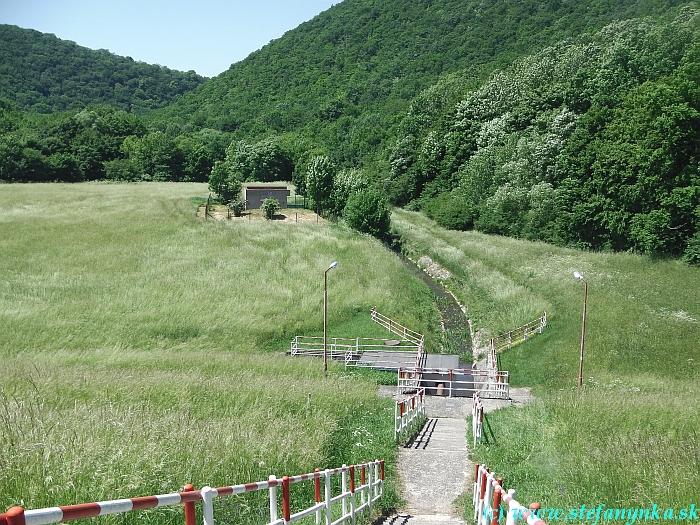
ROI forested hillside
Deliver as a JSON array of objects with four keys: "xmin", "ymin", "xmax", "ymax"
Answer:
[
  {"xmin": 388, "ymin": 6, "xmax": 700, "ymax": 259},
  {"xmin": 0, "ymin": 25, "xmax": 206, "ymax": 113},
  {"xmin": 1, "ymin": 0, "xmax": 700, "ymax": 261},
  {"xmin": 154, "ymin": 0, "xmax": 688, "ymax": 167}
]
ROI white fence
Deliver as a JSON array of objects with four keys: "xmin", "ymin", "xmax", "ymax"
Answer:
[
  {"xmin": 394, "ymin": 388, "xmax": 426, "ymax": 442},
  {"xmin": 473, "ymin": 464, "xmax": 546, "ymax": 525},
  {"xmin": 487, "ymin": 313, "xmax": 547, "ymax": 371},
  {"xmin": 370, "ymin": 307, "xmax": 424, "ymax": 346},
  {"xmin": 290, "ymin": 308, "xmax": 426, "ymax": 371},
  {"xmin": 1, "ymin": 460, "xmax": 385, "ymax": 525},
  {"xmin": 472, "ymin": 392, "xmax": 484, "ymax": 447},
  {"xmin": 397, "ymin": 367, "xmax": 509, "ymax": 400}
]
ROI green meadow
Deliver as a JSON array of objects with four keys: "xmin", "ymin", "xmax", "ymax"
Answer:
[
  {"xmin": 393, "ymin": 209, "xmax": 699, "ymax": 514},
  {"xmin": 0, "ymin": 183, "xmax": 439, "ymax": 523}
]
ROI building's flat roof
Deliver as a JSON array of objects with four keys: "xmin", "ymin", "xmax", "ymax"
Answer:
[{"xmin": 245, "ymin": 186, "xmax": 290, "ymax": 190}]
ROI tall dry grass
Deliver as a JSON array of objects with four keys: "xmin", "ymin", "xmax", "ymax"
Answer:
[{"xmin": 0, "ymin": 183, "xmax": 437, "ymax": 520}]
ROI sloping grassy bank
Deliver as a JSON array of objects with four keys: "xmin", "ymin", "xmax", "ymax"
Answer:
[
  {"xmin": 392, "ymin": 209, "xmax": 699, "ymax": 514},
  {"xmin": 0, "ymin": 184, "xmax": 439, "ymax": 522}
]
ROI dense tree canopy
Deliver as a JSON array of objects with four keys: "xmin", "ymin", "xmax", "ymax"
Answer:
[
  {"xmin": 0, "ymin": 25, "xmax": 206, "ymax": 114},
  {"xmin": 393, "ymin": 8, "xmax": 700, "ymax": 258}
]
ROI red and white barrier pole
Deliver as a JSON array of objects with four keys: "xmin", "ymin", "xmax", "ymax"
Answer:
[
  {"xmin": 281, "ymin": 476, "xmax": 291, "ymax": 525},
  {"xmin": 349, "ymin": 465, "xmax": 356, "ymax": 525},
  {"xmin": 183, "ymin": 484, "xmax": 196, "ymax": 525},
  {"xmin": 269, "ymin": 476, "xmax": 278, "ymax": 524}
]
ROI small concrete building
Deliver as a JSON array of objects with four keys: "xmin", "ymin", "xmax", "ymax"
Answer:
[{"xmin": 244, "ymin": 186, "xmax": 291, "ymax": 210}]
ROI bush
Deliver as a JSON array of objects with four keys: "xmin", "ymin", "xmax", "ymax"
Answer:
[
  {"xmin": 261, "ymin": 198, "xmax": 281, "ymax": 219},
  {"xmin": 682, "ymin": 232, "xmax": 700, "ymax": 265},
  {"xmin": 343, "ymin": 187, "xmax": 391, "ymax": 240},
  {"xmin": 422, "ymin": 193, "xmax": 472, "ymax": 231},
  {"xmin": 228, "ymin": 199, "xmax": 246, "ymax": 217}
]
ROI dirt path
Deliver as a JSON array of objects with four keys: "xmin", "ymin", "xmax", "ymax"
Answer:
[{"xmin": 377, "ymin": 387, "xmax": 535, "ymax": 525}]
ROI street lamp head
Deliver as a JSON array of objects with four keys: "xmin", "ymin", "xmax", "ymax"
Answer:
[
  {"xmin": 574, "ymin": 271, "xmax": 583, "ymax": 280},
  {"xmin": 327, "ymin": 261, "xmax": 339, "ymax": 270}
]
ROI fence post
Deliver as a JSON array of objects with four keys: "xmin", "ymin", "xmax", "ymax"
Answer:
[
  {"xmin": 282, "ymin": 476, "xmax": 291, "ymax": 525},
  {"xmin": 360, "ymin": 464, "xmax": 366, "ymax": 505},
  {"xmin": 269, "ymin": 476, "xmax": 278, "ymax": 524},
  {"xmin": 183, "ymin": 484, "xmax": 196, "ymax": 525},
  {"xmin": 473, "ymin": 464, "xmax": 481, "ymax": 515},
  {"xmin": 314, "ymin": 469, "xmax": 322, "ymax": 524},
  {"xmin": 367, "ymin": 462, "xmax": 373, "ymax": 515},
  {"xmin": 342, "ymin": 465, "xmax": 348, "ymax": 517},
  {"xmin": 505, "ymin": 490, "xmax": 518, "ymax": 525},
  {"xmin": 349, "ymin": 465, "xmax": 356, "ymax": 525},
  {"xmin": 478, "ymin": 467, "xmax": 489, "ymax": 525},
  {"xmin": 6, "ymin": 508, "xmax": 25, "ymax": 525},
  {"xmin": 491, "ymin": 486, "xmax": 503, "ymax": 525},
  {"xmin": 201, "ymin": 486, "xmax": 215, "ymax": 525},
  {"xmin": 324, "ymin": 470, "xmax": 332, "ymax": 525},
  {"xmin": 373, "ymin": 461, "xmax": 380, "ymax": 500}
]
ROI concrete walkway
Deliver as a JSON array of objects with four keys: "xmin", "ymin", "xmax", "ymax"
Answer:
[{"xmin": 376, "ymin": 387, "xmax": 535, "ymax": 525}]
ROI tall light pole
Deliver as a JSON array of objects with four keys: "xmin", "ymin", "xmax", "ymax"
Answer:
[
  {"xmin": 323, "ymin": 261, "xmax": 339, "ymax": 375},
  {"xmin": 573, "ymin": 271, "xmax": 587, "ymax": 392}
]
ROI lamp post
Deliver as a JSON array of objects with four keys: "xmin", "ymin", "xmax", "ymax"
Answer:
[
  {"xmin": 573, "ymin": 271, "xmax": 587, "ymax": 391},
  {"xmin": 323, "ymin": 261, "xmax": 339, "ymax": 375}
]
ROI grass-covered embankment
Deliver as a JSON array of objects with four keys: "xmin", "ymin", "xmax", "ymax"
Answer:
[
  {"xmin": 392, "ymin": 209, "xmax": 699, "ymax": 514},
  {"xmin": 0, "ymin": 183, "xmax": 440, "ymax": 523}
]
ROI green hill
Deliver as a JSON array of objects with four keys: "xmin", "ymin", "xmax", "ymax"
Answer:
[
  {"xmin": 154, "ymin": 0, "xmax": 690, "ymax": 165},
  {"xmin": 0, "ymin": 24, "xmax": 206, "ymax": 114}
]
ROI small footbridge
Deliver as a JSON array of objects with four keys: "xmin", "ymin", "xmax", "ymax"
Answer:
[
  {"xmin": 289, "ymin": 308, "xmax": 511, "ymax": 399},
  {"xmin": 290, "ymin": 307, "xmax": 427, "ymax": 371}
]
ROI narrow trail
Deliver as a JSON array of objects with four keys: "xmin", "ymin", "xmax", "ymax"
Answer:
[{"xmin": 377, "ymin": 387, "xmax": 535, "ymax": 525}]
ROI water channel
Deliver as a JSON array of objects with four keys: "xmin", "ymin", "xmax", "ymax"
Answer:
[{"xmin": 392, "ymin": 248, "xmax": 473, "ymax": 368}]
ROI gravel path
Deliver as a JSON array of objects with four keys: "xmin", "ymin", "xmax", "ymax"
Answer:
[{"xmin": 376, "ymin": 387, "xmax": 535, "ymax": 525}]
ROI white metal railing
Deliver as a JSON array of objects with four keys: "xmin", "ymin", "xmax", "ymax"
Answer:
[
  {"xmin": 473, "ymin": 464, "xmax": 547, "ymax": 525},
  {"xmin": 290, "ymin": 336, "xmax": 422, "ymax": 369},
  {"xmin": 370, "ymin": 307, "xmax": 424, "ymax": 346},
  {"xmin": 1, "ymin": 460, "xmax": 385, "ymax": 525},
  {"xmin": 397, "ymin": 367, "xmax": 509, "ymax": 400},
  {"xmin": 489, "ymin": 313, "xmax": 547, "ymax": 361},
  {"xmin": 394, "ymin": 388, "xmax": 426, "ymax": 442}
]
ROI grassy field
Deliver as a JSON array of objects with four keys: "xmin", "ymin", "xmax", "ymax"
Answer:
[
  {"xmin": 392, "ymin": 209, "xmax": 699, "ymax": 514},
  {"xmin": 0, "ymin": 183, "xmax": 440, "ymax": 523}
]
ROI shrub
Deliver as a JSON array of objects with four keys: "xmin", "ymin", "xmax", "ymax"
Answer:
[
  {"xmin": 343, "ymin": 187, "xmax": 391, "ymax": 240},
  {"xmin": 228, "ymin": 199, "xmax": 246, "ymax": 217},
  {"xmin": 261, "ymin": 198, "xmax": 281, "ymax": 219},
  {"xmin": 682, "ymin": 232, "xmax": 700, "ymax": 265},
  {"xmin": 422, "ymin": 193, "xmax": 473, "ymax": 231}
]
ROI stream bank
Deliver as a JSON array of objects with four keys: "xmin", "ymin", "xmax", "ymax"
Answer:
[{"xmin": 390, "ymin": 245, "xmax": 473, "ymax": 367}]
